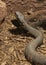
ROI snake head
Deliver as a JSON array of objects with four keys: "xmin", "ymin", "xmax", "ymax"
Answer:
[{"xmin": 15, "ymin": 11, "xmax": 24, "ymax": 22}]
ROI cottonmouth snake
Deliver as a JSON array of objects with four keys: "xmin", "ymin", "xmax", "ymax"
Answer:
[{"xmin": 15, "ymin": 11, "xmax": 46, "ymax": 64}]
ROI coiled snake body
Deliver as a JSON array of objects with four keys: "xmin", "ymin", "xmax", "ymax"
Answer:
[{"xmin": 15, "ymin": 11, "xmax": 46, "ymax": 64}]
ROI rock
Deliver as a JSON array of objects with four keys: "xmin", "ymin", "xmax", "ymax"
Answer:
[
  {"xmin": 40, "ymin": 49, "xmax": 46, "ymax": 54},
  {"xmin": 0, "ymin": 1, "xmax": 7, "ymax": 24}
]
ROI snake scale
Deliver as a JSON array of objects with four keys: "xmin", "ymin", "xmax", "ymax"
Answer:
[{"xmin": 15, "ymin": 11, "xmax": 46, "ymax": 64}]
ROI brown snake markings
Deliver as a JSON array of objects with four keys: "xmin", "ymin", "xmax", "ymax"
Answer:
[{"xmin": 15, "ymin": 11, "xmax": 46, "ymax": 64}]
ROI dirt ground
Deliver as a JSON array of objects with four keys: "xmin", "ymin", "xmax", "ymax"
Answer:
[{"xmin": 0, "ymin": 0, "xmax": 46, "ymax": 65}]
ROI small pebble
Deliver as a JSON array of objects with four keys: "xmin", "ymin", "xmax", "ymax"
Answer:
[{"xmin": 40, "ymin": 45, "xmax": 45, "ymax": 48}]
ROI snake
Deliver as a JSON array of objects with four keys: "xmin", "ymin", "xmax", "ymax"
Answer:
[{"xmin": 15, "ymin": 11, "xmax": 46, "ymax": 64}]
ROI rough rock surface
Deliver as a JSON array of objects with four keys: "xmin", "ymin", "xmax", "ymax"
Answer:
[{"xmin": 0, "ymin": 0, "xmax": 7, "ymax": 25}]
